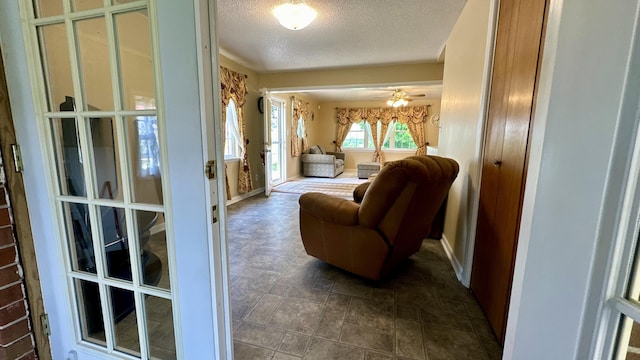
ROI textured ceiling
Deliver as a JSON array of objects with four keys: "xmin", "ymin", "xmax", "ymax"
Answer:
[
  {"xmin": 217, "ymin": 0, "xmax": 462, "ymax": 102},
  {"xmin": 217, "ymin": 0, "xmax": 466, "ymax": 72}
]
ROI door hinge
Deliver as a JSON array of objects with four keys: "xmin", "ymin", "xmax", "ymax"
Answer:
[
  {"xmin": 211, "ymin": 205, "xmax": 218, "ymax": 224},
  {"xmin": 11, "ymin": 144, "xmax": 23, "ymax": 173},
  {"xmin": 41, "ymin": 313, "xmax": 51, "ymax": 336},
  {"xmin": 205, "ymin": 160, "xmax": 216, "ymax": 179}
]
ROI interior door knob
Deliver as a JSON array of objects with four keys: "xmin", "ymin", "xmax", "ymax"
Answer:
[{"xmin": 493, "ymin": 160, "xmax": 502, "ymax": 167}]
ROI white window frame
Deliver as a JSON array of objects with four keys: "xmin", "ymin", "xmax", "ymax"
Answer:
[{"xmin": 341, "ymin": 120, "xmax": 374, "ymax": 150}]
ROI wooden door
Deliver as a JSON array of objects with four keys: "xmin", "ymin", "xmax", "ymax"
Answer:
[{"xmin": 470, "ymin": 0, "xmax": 548, "ymax": 343}]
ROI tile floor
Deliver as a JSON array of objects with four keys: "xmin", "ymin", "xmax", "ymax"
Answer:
[{"xmin": 227, "ymin": 192, "xmax": 502, "ymax": 360}]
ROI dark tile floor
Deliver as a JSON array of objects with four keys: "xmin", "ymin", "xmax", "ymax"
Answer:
[{"xmin": 227, "ymin": 192, "xmax": 502, "ymax": 360}]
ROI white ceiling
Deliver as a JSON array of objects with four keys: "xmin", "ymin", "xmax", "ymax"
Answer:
[
  {"xmin": 216, "ymin": 0, "xmax": 465, "ymax": 101},
  {"xmin": 274, "ymin": 84, "xmax": 443, "ymax": 102}
]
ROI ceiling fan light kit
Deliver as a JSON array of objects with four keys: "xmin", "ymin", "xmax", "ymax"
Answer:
[
  {"xmin": 387, "ymin": 89, "xmax": 411, "ymax": 107},
  {"xmin": 273, "ymin": 1, "xmax": 317, "ymax": 31}
]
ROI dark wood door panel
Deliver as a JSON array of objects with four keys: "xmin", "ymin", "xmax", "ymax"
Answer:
[{"xmin": 471, "ymin": 0, "xmax": 548, "ymax": 343}]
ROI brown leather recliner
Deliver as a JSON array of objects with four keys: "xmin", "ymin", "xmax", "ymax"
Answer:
[{"xmin": 298, "ymin": 155, "xmax": 459, "ymax": 280}]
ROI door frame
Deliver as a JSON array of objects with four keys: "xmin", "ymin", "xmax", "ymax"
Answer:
[
  {"xmin": 269, "ymin": 96, "xmax": 287, "ymax": 185},
  {"xmin": 0, "ymin": 45, "xmax": 52, "ymax": 360},
  {"xmin": 0, "ymin": 0, "xmax": 232, "ymax": 358}
]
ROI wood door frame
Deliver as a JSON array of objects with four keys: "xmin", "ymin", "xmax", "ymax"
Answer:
[{"xmin": 0, "ymin": 46, "xmax": 52, "ymax": 360}]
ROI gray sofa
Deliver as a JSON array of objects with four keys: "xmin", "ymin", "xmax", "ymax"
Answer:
[{"xmin": 301, "ymin": 145, "xmax": 345, "ymax": 178}]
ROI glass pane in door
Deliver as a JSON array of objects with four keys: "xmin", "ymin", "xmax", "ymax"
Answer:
[
  {"xmin": 134, "ymin": 210, "xmax": 169, "ymax": 289},
  {"xmin": 109, "ymin": 286, "xmax": 141, "ymax": 356},
  {"xmin": 63, "ymin": 202, "xmax": 96, "ymax": 274},
  {"xmin": 114, "ymin": 10, "xmax": 156, "ymax": 110},
  {"xmin": 50, "ymin": 117, "xmax": 87, "ymax": 197},
  {"xmin": 75, "ymin": 17, "xmax": 114, "ymax": 111},
  {"xmin": 89, "ymin": 117, "xmax": 122, "ymax": 200},
  {"xmin": 145, "ymin": 296, "xmax": 176, "ymax": 359},
  {"xmin": 616, "ymin": 316, "xmax": 640, "ymax": 359},
  {"xmin": 71, "ymin": 0, "xmax": 104, "ymax": 12},
  {"xmin": 75, "ymin": 279, "xmax": 106, "ymax": 344},
  {"xmin": 99, "ymin": 206, "xmax": 131, "ymax": 281},
  {"xmin": 37, "ymin": 24, "xmax": 74, "ymax": 112},
  {"xmin": 32, "ymin": 0, "xmax": 63, "ymax": 18},
  {"xmin": 126, "ymin": 116, "xmax": 163, "ymax": 205}
]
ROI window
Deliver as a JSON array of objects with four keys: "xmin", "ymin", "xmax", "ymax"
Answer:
[
  {"xmin": 225, "ymin": 99, "xmax": 243, "ymax": 159},
  {"xmin": 342, "ymin": 120, "xmax": 416, "ymax": 150},
  {"xmin": 383, "ymin": 122, "xmax": 417, "ymax": 150}
]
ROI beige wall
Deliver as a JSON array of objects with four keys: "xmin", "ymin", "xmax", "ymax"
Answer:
[
  {"xmin": 219, "ymin": 55, "xmax": 265, "ymax": 199},
  {"xmin": 259, "ymin": 63, "xmax": 443, "ymax": 89},
  {"xmin": 438, "ymin": 0, "xmax": 492, "ymax": 267},
  {"xmin": 315, "ymin": 99, "xmax": 441, "ymax": 169}
]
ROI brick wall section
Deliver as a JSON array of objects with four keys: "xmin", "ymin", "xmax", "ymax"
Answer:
[{"xmin": 0, "ymin": 156, "xmax": 37, "ymax": 359}]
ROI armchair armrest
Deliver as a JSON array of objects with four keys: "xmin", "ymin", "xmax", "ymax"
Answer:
[
  {"xmin": 299, "ymin": 192, "xmax": 360, "ymax": 226},
  {"xmin": 326, "ymin": 152, "xmax": 345, "ymax": 161}
]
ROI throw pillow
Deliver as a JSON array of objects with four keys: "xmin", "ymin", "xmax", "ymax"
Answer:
[
  {"xmin": 308, "ymin": 145, "xmax": 321, "ymax": 154},
  {"xmin": 317, "ymin": 145, "xmax": 325, "ymax": 154}
]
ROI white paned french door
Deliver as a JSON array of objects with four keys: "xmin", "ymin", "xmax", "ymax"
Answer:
[{"xmin": 2, "ymin": 0, "xmax": 230, "ymax": 359}]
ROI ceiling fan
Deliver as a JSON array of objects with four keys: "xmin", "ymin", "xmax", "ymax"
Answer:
[{"xmin": 385, "ymin": 89, "xmax": 425, "ymax": 107}]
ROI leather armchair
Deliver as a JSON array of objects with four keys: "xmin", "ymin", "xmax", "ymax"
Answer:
[{"xmin": 298, "ymin": 155, "xmax": 459, "ymax": 280}]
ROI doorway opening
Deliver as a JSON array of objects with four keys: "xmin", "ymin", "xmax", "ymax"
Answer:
[{"xmin": 269, "ymin": 97, "xmax": 287, "ymax": 185}]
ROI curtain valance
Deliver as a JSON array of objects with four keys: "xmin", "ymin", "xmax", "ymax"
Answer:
[
  {"xmin": 335, "ymin": 105, "xmax": 430, "ymax": 125},
  {"xmin": 220, "ymin": 66, "xmax": 248, "ymax": 107}
]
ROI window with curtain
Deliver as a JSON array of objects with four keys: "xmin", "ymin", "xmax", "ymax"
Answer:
[
  {"xmin": 383, "ymin": 121, "xmax": 417, "ymax": 150},
  {"xmin": 342, "ymin": 121, "xmax": 374, "ymax": 149},
  {"xmin": 224, "ymin": 99, "xmax": 243, "ymax": 159}
]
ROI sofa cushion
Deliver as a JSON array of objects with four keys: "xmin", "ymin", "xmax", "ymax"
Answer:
[
  {"xmin": 317, "ymin": 145, "xmax": 325, "ymax": 154},
  {"xmin": 309, "ymin": 145, "xmax": 322, "ymax": 154}
]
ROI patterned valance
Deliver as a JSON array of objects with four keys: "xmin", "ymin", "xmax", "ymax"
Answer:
[
  {"xmin": 293, "ymin": 98, "xmax": 311, "ymax": 122},
  {"xmin": 220, "ymin": 66, "xmax": 248, "ymax": 107},
  {"xmin": 336, "ymin": 105, "xmax": 430, "ymax": 125}
]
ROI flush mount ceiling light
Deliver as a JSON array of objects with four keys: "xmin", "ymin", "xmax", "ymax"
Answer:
[{"xmin": 273, "ymin": 1, "xmax": 317, "ymax": 31}]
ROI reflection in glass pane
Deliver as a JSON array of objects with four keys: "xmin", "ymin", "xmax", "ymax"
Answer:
[
  {"xmin": 32, "ymin": 0, "xmax": 63, "ymax": 18},
  {"xmin": 109, "ymin": 286, "xmax": 140, "ymax": 356},
  {"xmin": 75, "ymin": 17, "xmax": 114, "ymax": 110},
  {"xmin": 99, "ymin": 206, "xmax": 131, "ymax": 281},
  {"xmin": 72, "ymin": 0, "xmax": 103, "ymax": 12},
  {"xmin": 75, "ymin": 279, "xmax": 106, "ymax": 344},
  {"xmin": 616, "ymin": 316, "xmax": 640, "ymax": 359},
  {"xmin": 38, "ymin": 24, "xmax": 74, "ymax": 112},
  {"xmin": 63, "ymin": 202, "xmax": 96, "ymax": 274},
  {"xmin": 145, "ymin": 296, "xmax": 176, "ymax": 359},
  {"xmin": 90, "ymin": 117, "xmax": 122, "ymax": 200},
  {"xmin": 115, "ymin": 10, "xmax": 156, "ymax": 110},
  {"xmin": 134, "ymin": 210, "xmax": 168, "ymax": 289},
  {"xmin": 51, "ymin": 117, "xmax": 87, "ymax": 197},
  {"xmin": 126, "ymin": 116, "xmax": 163, "ymax": 205}
]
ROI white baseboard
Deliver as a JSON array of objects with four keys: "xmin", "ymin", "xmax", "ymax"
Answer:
[
  {"xmin": 226, "ymin": 187, "xmax": 264, "ymax": 205},
  {"xmin": 440, "ymin": 234, "xmax": 465, "ymax": 284}
]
